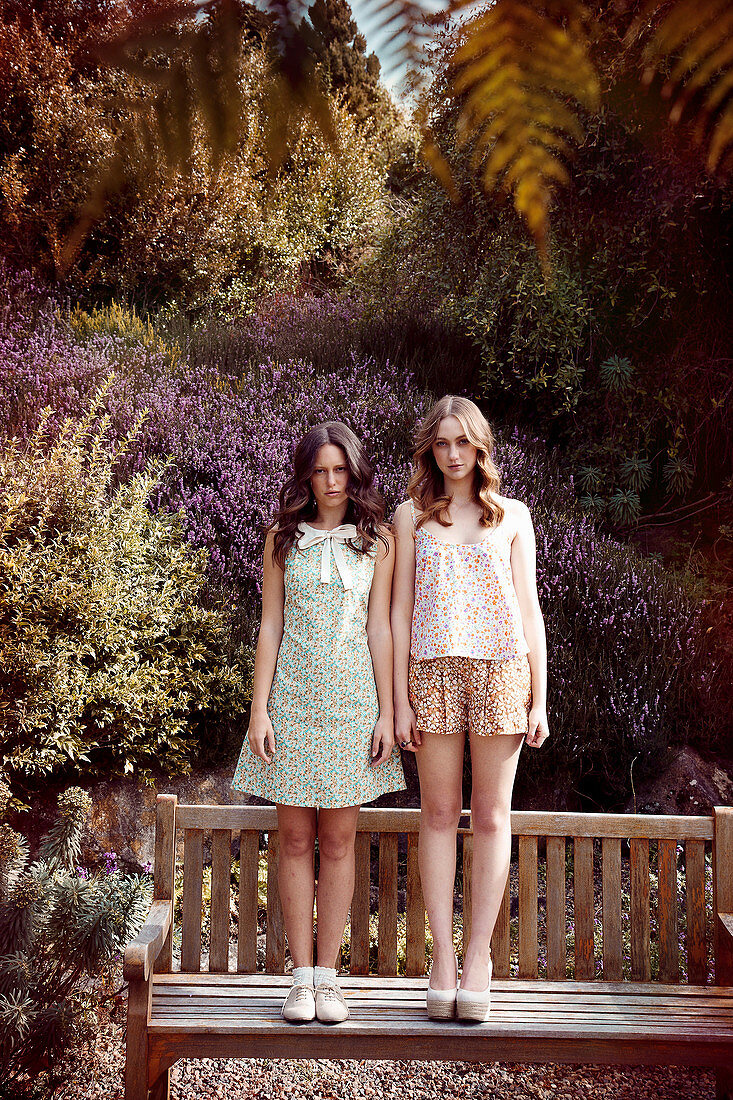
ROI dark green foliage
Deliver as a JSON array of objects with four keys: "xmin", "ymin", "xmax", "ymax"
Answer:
[
  {"xmin": 0, "ymin": 781, "xmax": 150, "ymax": 1092},
  {"xmin": 359, "ymin": 81, "xmax": 733, "ymax": 518},
  {"xmin": 301, "ymin": 0, "xmax": 383, "ymax": 123}
]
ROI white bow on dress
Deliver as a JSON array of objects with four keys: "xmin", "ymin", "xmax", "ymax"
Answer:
[{"xmin": 296, "ymin": 522, "xmax": 358, "ymax": 589}]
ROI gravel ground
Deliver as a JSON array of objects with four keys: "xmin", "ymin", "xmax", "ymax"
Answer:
[{"xmin": 53, "ymin": 1004, "xmax": 716, "ymax": 1100}]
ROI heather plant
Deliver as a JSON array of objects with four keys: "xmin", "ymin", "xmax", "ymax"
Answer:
[
  {"xmin": 0, "ymin": 781, "xmax": 150, "ymax": 1095},
  {"xmin": 0, "ymin": 274, "xmax": 725, "ymax": 802},
  {"xmin": 496, "ymin": 430, "xmax": 723, "ymax": 804},
  {"xmin": 0, "ymin": 384, "xmax": 251, "ymax": 792}
]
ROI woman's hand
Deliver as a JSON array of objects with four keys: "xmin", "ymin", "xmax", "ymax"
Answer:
[
  {"xmin": 248, "ymin": 710, "xmax": 276, "ymax": 764},
  {"xmin": 371, "ymin": 713, "xmax": 395, "ymax": 765},
  {"xmin": 395, "ymin": 702, "xmax": 421, "ymax": 753},
  {"xmin": 525, "ymin": 706, "xmax": 550, "ymax": 748}
]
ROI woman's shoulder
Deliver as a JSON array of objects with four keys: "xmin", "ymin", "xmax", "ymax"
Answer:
[
  {"xmin": 393, "ymin": 499, "xmax": 416, "ymax": 528},
  {"xmin": 493, "ymin": 493, "xmax": 530, "ymax": 517},
  {"xmin": 367, "ymin": 522, "xmax": 395, "ymax": 562},
  {"xmin": 491, "ymin": 494, "xmax": 533, "ymax": 537}
]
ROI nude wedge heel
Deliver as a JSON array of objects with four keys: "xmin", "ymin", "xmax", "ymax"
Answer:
[
  {"xmin": 426, "ymin": 953, "xmax": 458, "ymax": 1019},
  {"xmin": 456, "ymin": 955, "xmax": 492, "ymax": 1022}
]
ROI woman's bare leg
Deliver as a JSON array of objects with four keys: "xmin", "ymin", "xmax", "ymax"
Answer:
[
  {"xmin": 277, "ymin": 804, "xmax": 318, "ymax": 968},
  {"xmin": 315, "ymin": 804, "xmax": 362, "ymax": 969},
  {"xmin": 460, "ymin": 731, "xmax": 525, "ymax": 990},
  {"xmin": 415, "ymin": 731, "xmax": 465, "ymax": 989}
]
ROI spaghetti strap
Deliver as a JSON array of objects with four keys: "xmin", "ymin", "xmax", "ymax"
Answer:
[{"xmin": 408, "ymin": 498, "xmax": 417, "ymax": 530}]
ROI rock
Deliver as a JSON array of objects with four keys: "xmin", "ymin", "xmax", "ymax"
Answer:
[
  {"xmin": 79, "ymin": 762, "xmax": 254, "ymax": 869},
  {"xmin": 624, "ymin": 746, "xmax": 733, "ymax": 816}
]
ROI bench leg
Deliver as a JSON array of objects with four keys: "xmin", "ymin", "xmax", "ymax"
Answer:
[
  {"xmin": 149, "ymin": 1068, "xmax": 170, "ymax": 1100},
  {"xmin": 125, "ymin": 979, "xmax": 151, "ymax": 1100},
  {"xmin": 717, "ymin": 1067, "xmax": 733, "ymax": 1100}
]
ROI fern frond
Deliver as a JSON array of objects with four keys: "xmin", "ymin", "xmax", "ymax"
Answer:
[
  {"xmin": 641, "ymin": 0, "xmax": 733, "ymax": 173},
  {"xmin": 447, "ymin": 0, "xmax": 600, "ymax": 263},
  {"xmin": 356, "ymin": 0, "xmax": 433, "ymax": 80}
]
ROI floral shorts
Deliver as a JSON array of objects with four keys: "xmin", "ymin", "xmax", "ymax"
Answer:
[{"xmin": 408, "ymin": 654, "xmax": 532, "ymax": 738}]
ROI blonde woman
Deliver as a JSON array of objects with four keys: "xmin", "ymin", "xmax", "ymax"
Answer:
[{"xmin": 391, "ymin": 395, "xmax": 549, "ymax": 1022}]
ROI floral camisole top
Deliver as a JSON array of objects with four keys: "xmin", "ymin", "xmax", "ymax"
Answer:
[{"xmin": 410, "ymin": 500, "xmax": 530, "ymax": 661}]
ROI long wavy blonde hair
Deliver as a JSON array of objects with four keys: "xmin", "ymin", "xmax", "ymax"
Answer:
[{"xmin": 407, "ymin": 395, "xmax": 504, "ymax": 528}]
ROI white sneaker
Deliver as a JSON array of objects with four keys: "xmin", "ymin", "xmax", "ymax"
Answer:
[
  {"xmin": 315, "ymin": 978, "xmax": 349, "ymax": 1023},
  {"xmin": 281, "ymin": 982, "xmax": 316, "ymax": 1023}
]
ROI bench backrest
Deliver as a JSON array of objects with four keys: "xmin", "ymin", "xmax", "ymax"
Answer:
[{"xmin": 152, "ymin": 797, "xmax": 731, "ymax": 985}]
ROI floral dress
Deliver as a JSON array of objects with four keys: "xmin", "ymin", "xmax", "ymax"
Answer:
[{"xmin": 231, "ymin": 524, "xmax": 406, "ymax": 808}]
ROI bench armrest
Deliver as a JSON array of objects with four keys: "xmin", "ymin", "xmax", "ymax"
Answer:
[
  {"xmin": 717, "ymin": 912, "xmax": 733, "ymax": 986},
  {"xmin": 124, "ymin": 899, "xmax": 173, "ymax": 983}
]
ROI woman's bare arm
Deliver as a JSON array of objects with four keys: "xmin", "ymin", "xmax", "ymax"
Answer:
[
  {"xmin": 510, "ymin": 501, "xmax": 549, "ymax": 748},
  {"xmin": 248, "ymin": 530, "xmax": 285, "ymax": 763},
  {"xmin": 391, "ymin": 501, "xmax": 420, "ymax": 749},
  {"xmin": 366, "ymin": 530, "xmax": 396, "ymax": 764}
]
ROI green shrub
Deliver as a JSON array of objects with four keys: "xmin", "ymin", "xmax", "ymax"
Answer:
[
  {"xmin": 0, "ymin": 781, "xmax": 150, "ymax": 1094},
  {"xmin": 0, "ymin": 382, "xmax": 250, "ymax": 796}
]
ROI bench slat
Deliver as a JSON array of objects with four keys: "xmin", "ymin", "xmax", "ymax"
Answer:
[
  {"xmin": 210, "ymin": 830, "xmax": 231, "ymax": 973},
  {"xmin": 237, "ymin": 830, "xmax": 259, "ymax": 974},
  {"xmin": 518, "ymin": 836, "xmax": 538, "ymax": 979},
  {"xmin": 153, "ymin": 991, "xmax": 733, "ymax": 1015},
  {"xmin": 152, "ymin": 981, "xmax": 726, "ymax": 998},
  {"xmin": 378, "ymin": 833, "xmax": 398, "ymax": 976},
  {"xmin": 658, "ymin": 839, "xmax": 679, "ymax": 983},
  {"xmin": 491, "ymin": 873, "xmax": 510, "ymax": 979},
  {"xmin": 151, "ymin": 1004, "xmax": 733, "ymax": 1027},
  {"xmin": 350, "ymin": 832, "xmax": 371, "ymax": 975},
  {"xmin": 630, "ymin": 837, "xmax": 651, "ymax": 981},
  {"xmin": 154, "ymin": 794, "xmax": 177, "ymax": 973},
  {"xmin": 574, "ymin": 837, "xmax": 595, "ymax": 980},
  {"xmin": 173, "ymin": 805, "xmax": 715, "ymax": 840},
  {"xmin": 601, "ymin": 837, "xmax": 622, "ymax": 981},
  {"xmin": 462, "ymin": 834, "xmax": 473, "ymax": 959},
  {"xmin": 685, "ymin": 838, "xmax": 707, "ymax": 985},
  {"xmin": 406, "ymin": 833, "xmax": 425, "ymax": 977},
  {"xmin": 181, "ymin": 829, "xmax": 203, "ymax": 973},
  {"xmin": 265, "ymin": 833, "xmax": 284, "ymax": 973},
  {"xmin": 546, "ymin": 836, "xmax": 566, "ymax": 980}
]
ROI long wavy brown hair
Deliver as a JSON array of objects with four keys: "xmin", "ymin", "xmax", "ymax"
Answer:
[
  {"xmin": 407, "ymin": 395, "xmax": 505, "ymax": 528},
  {"xmin": 272, "ymin": 422, "xmax": 388, "ymax": 568}
]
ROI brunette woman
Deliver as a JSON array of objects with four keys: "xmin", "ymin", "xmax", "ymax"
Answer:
[
  {"xmin": 232, "ymin": 422, "xmax": 405, "ymax": 1023},
  {"xmin": 391, "ymin": 396, "xmax": 549, "ymax": 1022}
]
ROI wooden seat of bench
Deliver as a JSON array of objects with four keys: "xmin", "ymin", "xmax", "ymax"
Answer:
[{"xmin": 148, "ymin": 974, "xmax": 733, "ymax": 1069}]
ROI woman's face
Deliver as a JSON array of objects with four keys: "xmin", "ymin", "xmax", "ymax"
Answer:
[
  {"xmin": 310, "ymin": 444, "xmax": 350, "ymax": 511},
  {"xmin": 431, "ymin": 415, "xmax": 478, "ymax": 485}
]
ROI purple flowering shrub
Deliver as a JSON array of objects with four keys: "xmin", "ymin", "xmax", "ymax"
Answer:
[
  {"xmin": 496, "ymin": 431, "xmax": 711, "ymax": 804},
  {"xmin": 0, "ymin": 278, "xmax": 428, "ymax": 595},
  {"xmin": 0, "ymin": 266, "xmax": 721, "ymax": 803}
]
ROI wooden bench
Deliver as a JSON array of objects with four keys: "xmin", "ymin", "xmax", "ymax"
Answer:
[{"xmin": 124, "ymin": 795, "xmax": 733, "ymax": 1099}]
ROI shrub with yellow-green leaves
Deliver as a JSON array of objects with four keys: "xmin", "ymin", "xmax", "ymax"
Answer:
[{"xmin": 0, "ymin": 384, "xmax": 250, "ymax": 793}]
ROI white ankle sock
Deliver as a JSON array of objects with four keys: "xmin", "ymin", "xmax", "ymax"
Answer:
[
  {"xmin": 291, "ymin": 966, "xmax": 314, "ymax": 988},
  {"xmin": 314, "ymin": 965, "xmax": 338, "ymax": 988}
]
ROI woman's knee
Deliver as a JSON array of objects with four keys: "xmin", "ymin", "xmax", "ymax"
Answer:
[
  {"xmin": 317, "ymin": 824, "xmax": 356, "ymax": 863},
  {"xmin": 279, "ymin": 822, "xmax": 317, "ymax": 859},
  {"xmin": 421, "ymin": 798, "xmax": 462, "ymax": 834},
  {"xmin": 470, "ymin": 801, "xmax": 511, "ymax": 837}
]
